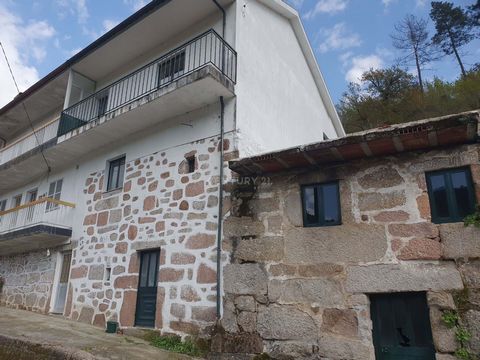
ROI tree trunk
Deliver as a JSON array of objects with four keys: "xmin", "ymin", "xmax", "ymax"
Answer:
[
  {"xmin": 414, "ymin": 51, "xmax": 424, "ymax": 93},
  {"xmin": 448, "ymin": 29, "xmax": 467, "ymax": 77}
]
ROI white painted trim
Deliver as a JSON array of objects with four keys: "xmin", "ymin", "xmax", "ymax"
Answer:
[
  {"xmin": 49, "ymin": 251, "xmax": 63, "ymax": 314},
  {"xmin": 258, "ymin": 0, "xmax": 346, "ymax": 137}
]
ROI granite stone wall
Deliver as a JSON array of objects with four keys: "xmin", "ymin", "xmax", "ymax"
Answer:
[
  {"xmin": 0, "ymin": 249, "xmax": 57, "ymax": 313},
  {"xmin": 67, "ymin": 133, "xmax": 236, "ymax": 335},
  {"xmin": 217, "ymin": 143, "xmax": 480, "ymax": 359}
]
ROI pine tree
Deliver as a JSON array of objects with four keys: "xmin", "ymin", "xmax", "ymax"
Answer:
[
  {"xmin": 430, "ymin": 1, "xmax": 474, "ymax": 77},
  {"xmin": 391, "ymin": 14, "xmax": 438, "ymax": 92}
]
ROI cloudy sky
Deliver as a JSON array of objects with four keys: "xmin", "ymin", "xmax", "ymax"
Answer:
[{"xmin": 0, "ymin": 0, "xmax": 478, "ymax": 108}]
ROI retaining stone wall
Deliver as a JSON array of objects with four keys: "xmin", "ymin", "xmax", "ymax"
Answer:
[{"xmin": 0, "ymin": 249, "xmax": 57, "ymax": 313}]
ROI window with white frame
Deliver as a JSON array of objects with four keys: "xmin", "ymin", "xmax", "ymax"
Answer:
[{"xmin": 46, "ymin": 179, "xmax": 63, "ymax": 212}]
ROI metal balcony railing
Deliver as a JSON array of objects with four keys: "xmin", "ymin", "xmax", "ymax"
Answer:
[
  {"xmin": 0, "ymin": 119, "xmax": 59, "ymax": 166},
  {"xmin": 58, "ymin": 29, "xmax": 237, "ymax": 137},
  {"xmin": 0, "ymin": 197, "xmax": 75, "ymax": 235}
]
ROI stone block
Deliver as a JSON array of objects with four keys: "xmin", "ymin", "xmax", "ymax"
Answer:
[
  {"xmin": 191, "ymin": 306, "xmax": 216, "ymax": 322},
  {"xmin": 268, "ymin": 278, "xmax": 343, "ymax": 306},
  {"xmin": 430, "ymin": 307, "xmax": 457, "ymax": 353},
  {"xmin": 389, "ymin": 222, "xmax": 439, "ymax": 239},
  {"xmin": 224, "ymin": 264, "xmax": 267, "ymax": 298},
  {"xmin": 257, "ymin": 305, "xmax": 317, "ymax": 340},
  {"xmin": 237, "ymin": 311, "xmax": 256, "ymax": 333},
  {"xmin": 78, "ymin": 307, "xmax": 94, "ymax": 324},
  {"xmin": 358, "ymin": 167, "xmax": 404, "ymax": 189},
  {"xmin": 321, "ymin": 308, "xmax": 358, "ymax": 338},
  {"xmin": 223, "ymin": 217, "xmax": 265, "ymax": 238},
  {"xmin": 266, "ymin": 341, "xmax": 318, "ymax": 360},
  {"xmin": 346, "ymin": 263, "xmax": 463, "ymax": 293},
  {"xmin": 211, "ymin": 333, "xmax": 263, "ymax": 354},
  {"xmin": 427, "ymin": 291, "xmax": 456, "ymax": 310},
  {"xmin": 234, "ymin": 296, "xmax": 256, "ymax": 312},
  {"xmin": 234, "ymin": 236, "xmax": 284, "ymax": 262},
  {"xmin": 459, "ymin": 260, "xmax": 480, "ymax": 288},
  {"xmin": 358, "ymin": 191, "xmax": 406, "ymax": 211},
  {"xmin": 464, "ymin": 309, "xmax": 480, "ymax": 354},
  {"xmin": 185, "ymin": 233, "xmax": 216, "ymax": 249},
  {"xmin": 197, "ymin": 263, "xmax": 216, "ymax": 284},
  {"xmin": 94, "ymin": 196, "xmax": 119, "ymax": 211},
  {"xmin": 88, "ymin": 264, "xmax": 104, "ymax": 281},
  {"xmin": 397, "ymin": 238, "xmax": 442, "ymax": 260},
  {"xmin": 297, "ymin": 263, "xmax": 344, "ymax": 277},
  {"xmin": 439, "ymin": 223, "xmax": 480, "ymax": 259},
  {"xmin": 120, "ymin": 291, "xmax": 137, "ymax": 327},
  {"xmin": 318, "ymin": 334, "xmax": 374, "ymax": 360},
  {"xmin": 284, "ymin": 190, "xmax": 303, "ymax": 227},
  {"xmin": 285, "ymin": 225, "xmax": 387, "ymax": 264}
]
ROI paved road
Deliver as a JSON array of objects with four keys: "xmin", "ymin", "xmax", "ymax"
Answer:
[{"xmin": 0, "ymin": 307, "xmax": 195, "ymax": 360}]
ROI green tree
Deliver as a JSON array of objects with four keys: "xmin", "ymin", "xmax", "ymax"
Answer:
[
  {"xmin": 430, "ymin": 1, "xmax": 474, "ymax": 77},
  {"xmin": 338, "ymin": 67, "xmax": 480, "ymax": 133},
  {"xmin": 391, "ymin": 14, "xmax": 438, "ymax": 92},
  {"xmin": 469, "ymin": 0, "xmax": 480, "ymax": 26}
]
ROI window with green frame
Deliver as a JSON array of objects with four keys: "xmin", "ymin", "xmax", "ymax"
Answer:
[
  {"xmin": 301, "ymin": 181, "xmax": 341, "ymax": 227},
  {"xmin": 426, "ymin": 167, "xmax": 476, "ymax": 224}
]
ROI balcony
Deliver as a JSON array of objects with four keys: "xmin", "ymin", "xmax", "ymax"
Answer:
[
  {"xmin": 0, "ymin": 119, "xmax": 59, "ymax": 167},
  {"xmin": 58, "ymin": 29, "xmax": 236, "ymax": 137},
  {"xmin": 0, "ymin": 197, "xmax": 74, "ymax": 255}
]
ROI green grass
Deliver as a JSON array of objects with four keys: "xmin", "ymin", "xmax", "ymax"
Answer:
[{"xmin": 144, "ymin": 332, "xmax": 205, "ymax": 357}]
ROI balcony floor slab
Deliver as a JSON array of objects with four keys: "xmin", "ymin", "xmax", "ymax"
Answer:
[{"xmin": 0, "ymin": 225, "xmax": 72, "ymax": 255}]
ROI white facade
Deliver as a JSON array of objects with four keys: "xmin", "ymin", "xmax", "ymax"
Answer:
[{"xmin": 0, "ymin": 0, "xmax": 343, "ymax": 333}]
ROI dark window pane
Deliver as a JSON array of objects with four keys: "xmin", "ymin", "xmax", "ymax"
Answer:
[
  {"xmin": 147, "ymin": 253, "xmax": 157, "ymax": 288},
  {"xmin": 430, "ymin": 174, "xmax": 450, "ymax": 218},
  {"xmin": 322, "ymin": 183, "xmax": 340, "ymax": 224},
  {"xmin": 451, "ymin": 171, "xmax": 472, "ymax": 217},
  {"xmin": 303, "ymin": 186, "xmax": 317, "ymax": 225},
  {"xmin": 140, "ymin": 255, "xmax": 149, "ymax": 287}
]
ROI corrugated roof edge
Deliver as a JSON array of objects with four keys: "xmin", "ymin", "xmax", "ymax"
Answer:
[{"xmin": 229, "ymin": 110, "xmax": 480, "ymax": 173}]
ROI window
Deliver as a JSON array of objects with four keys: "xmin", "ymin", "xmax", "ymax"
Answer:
[
  {"xmin": 426, "ymin": 167, "xmax": 476, "ymax": 223},
  {"xmin": 96, "ymin": 91, "xmax": 109, "ymax": 117},
  {"xmin": 187, "ymin": 156, "xmax": 196, "ymax": 173},
  {"xmin": 157, "ymin": 51, "xmax": 186, "ymax": 85},
  {"xmin": 46, "ymin": 179, "xmax": 63, "ymax": 212},
  {"xmin": 0, "ymin": 200, "xmax": 6, "ymax": 212},
  {"xmin": 107, "ymin": 156, "xmax": 126, "ymax": 191},
  {"xmin": 301, "ymin": 182, "xmax": 341, "ymax": 227}
]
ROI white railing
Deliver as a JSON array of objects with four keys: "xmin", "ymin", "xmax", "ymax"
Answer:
[
  {"xmin": 0, "ymin": 119, "xmax": 59, "ymax": 166},
  {"xmin": 0, "ymin": 197, "xmax": 75, "ymax": 235}
]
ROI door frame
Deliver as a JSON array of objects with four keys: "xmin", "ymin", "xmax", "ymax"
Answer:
[
  {"xmin": 50, "ymin": 251, "xmax": 72, "ymax": 314},
  {"xmin": 134, "ymin": 249, "xmax": 160, "ymax": 328}
]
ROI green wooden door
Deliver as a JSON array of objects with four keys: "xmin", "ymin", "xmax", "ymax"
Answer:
[
  {"xmin": 134, "ymin": 250, "xmax": 159, "ymax": 328},
  {"xmin": 370, "ymin": 292, "xmax": 436, "ymax": 360}
]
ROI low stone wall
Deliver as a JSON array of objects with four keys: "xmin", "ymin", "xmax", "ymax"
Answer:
[
  {"xmin": 216, "ymin": 144, "xmax": 480, "ymax": 359},
  {"xmin": 0, "ymin": 249, "xmax": 57, "ymax": 313}
]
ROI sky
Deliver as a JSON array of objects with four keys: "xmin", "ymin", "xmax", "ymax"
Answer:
[{"xmin": 0, "ymin": 0, "xmax": 478, "ymax": 108}]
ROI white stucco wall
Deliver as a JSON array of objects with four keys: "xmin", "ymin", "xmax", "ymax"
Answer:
[{"xmin": 234, "ymin": 0, "xmax": 339, "ymax": 156}]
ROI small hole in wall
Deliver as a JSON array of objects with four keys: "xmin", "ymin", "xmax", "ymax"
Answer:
[
  {"xmin": 105, "ymin": 267, "xmax": 111, "ymax": 282},
  {"xmin": 187, "ymin": 156, "xmax": 196, "ymax": 173}
]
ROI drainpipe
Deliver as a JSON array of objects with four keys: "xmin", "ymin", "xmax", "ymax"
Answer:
[
  {"xmin": 212, "ymin": 0, "xmax": 226, "ymax": 38},
  {"xmin": 216, "ymin": 96, "xmax": 225, "ymax": 320}
]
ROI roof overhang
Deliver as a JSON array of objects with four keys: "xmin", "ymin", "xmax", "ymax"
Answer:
[
  {"xmin": 230, "ymin": 111, "xmax": 480, "ymax": 176},
  {"xmin": 0, "ymin": 0, "xmax": 233, "ymax": 140}
]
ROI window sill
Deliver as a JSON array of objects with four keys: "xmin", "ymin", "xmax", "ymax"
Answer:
[{"xmin": 102, "ymin": 187, "xmax": 123, "ymax": 198}]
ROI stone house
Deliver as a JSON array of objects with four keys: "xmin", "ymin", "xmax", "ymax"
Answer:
[
  {"xmin": 0, "ymin": 0, "xmax": 343, "ymax": 337},
  {"xmin": 218, "ymin": 111, "xmax": 480, "ymax": 359}
]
